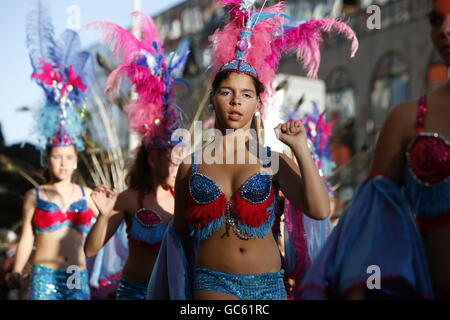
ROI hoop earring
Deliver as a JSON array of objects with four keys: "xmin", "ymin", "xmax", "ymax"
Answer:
[{"xmin": 208, "ymin": 103, "xmax": 214, "ymax": 111}]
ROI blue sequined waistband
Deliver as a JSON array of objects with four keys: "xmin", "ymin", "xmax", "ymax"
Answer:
[
  {"xmin": 116, "ymin": 277, "xmax": 147, "ymax": 300},
  {"xmin": 29, "ymin": 264, "xmax": 90, "ymax": 300},
  {"xmin": 194, "ymin": 267, "xmax": 286, "ymax": 300}
]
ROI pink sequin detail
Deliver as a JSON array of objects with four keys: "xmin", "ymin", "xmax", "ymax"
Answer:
[
  {"xmin": 48, "ymin": 131, "xmax": 73, "ymax": 147},
  {"xmin": 409, "ymin": 135, "xmax": 450, "ymax": 184},
  {"xmin": 416, "ymin": 104, "xmax": 427, "ymax": 132},
  {"xmin": 135, "ymin": 209, "xmax": 161, "ymax": 227},
  {"xmin": 238, "ymin": 38, "xmax": 249, "ymax": 52}
]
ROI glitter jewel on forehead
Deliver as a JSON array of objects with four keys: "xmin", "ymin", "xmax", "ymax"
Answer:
[
  {"xmin": 210, "ymin": 0, "xmax": 359, "ymax": 109},
  {"xmin": 26, "ymin": 1, "xmax": 94, "ymax": 152},
  {"xmin": 89, "ymin": 12, "xmax": 190, "ymax": 150}
]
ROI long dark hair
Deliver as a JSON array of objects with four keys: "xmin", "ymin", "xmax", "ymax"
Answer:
[{"xmin": 125, "ymin": 145, "xmax": 154, "ymax": 194}]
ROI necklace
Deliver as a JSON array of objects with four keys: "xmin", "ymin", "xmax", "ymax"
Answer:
[{"xmin": 220, "ymin": 200, "xmax": 252, "ymax": 240}]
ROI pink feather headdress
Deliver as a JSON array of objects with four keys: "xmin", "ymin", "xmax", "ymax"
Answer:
[
  {"xmin": 210, "ymin": 0, "xmax": 358, "ymax": 106},
  {"xmin": 89, "ymin": 12, "xmax": 190, "ymax": 149}
]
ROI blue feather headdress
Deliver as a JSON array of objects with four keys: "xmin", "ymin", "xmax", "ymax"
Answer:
[
  {"xmin": 27, "ymin": 0, "xmax": 94, "ymax": 151},
  {"xmin": 281, "ymin": 102, "xmax": 336, "ymax": 193}
]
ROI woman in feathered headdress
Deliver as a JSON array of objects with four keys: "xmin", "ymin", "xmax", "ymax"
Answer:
[
  {"xmin": 83, "ymin": 12, "xmax": 189, "ymax": 300},
  {"xmin": 5, "ymin": 1, "xmax": 98, "ymax": 300},
  {"xmin": 148, "ymin": 0, "xmax": 358, "ymax": 300}
]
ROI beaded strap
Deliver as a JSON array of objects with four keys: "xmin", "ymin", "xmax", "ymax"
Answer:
[
  {"xmin": 191, "ymin": 149, "xmax": 199, "ymax": 174},
  {"xmin": 262, "ymin": 146, "xmax": 271, "ymax": 168},
  {"xmin": 35, "ymin": 187, "xmax": 40, "ymax": 202},
  {"xmin": 416, "ymin": 96, "xmax": 428, "ymax": 133}
]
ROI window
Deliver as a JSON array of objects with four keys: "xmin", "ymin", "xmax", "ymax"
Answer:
[
  {"xmin": 369, "ymin": 52, "xmax": 410, "ymax": 130},
  {"xmin": 326, "ymin": 67, "xmax": 356, "ymax": 131}
]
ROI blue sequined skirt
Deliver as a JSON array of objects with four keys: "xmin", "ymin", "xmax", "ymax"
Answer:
[
  {"xmin": 116, "ymin": 278, "xmax": 147, "ymax": 300},
  {"xmin": 194, "ymin": 267, "xmax": 286, "ymax": 300},
  {"xmin": 29, "ymin": 264, "xmax": 90, "ymax": 300}
]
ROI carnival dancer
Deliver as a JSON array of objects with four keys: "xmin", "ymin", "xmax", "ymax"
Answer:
[
  {"xmin": 84, "ymin": 12, "xmax": 189, "ymax": 300},
  {"xmin": 6, "ymin": 1, "xmax": 98, "ymax": 300},
  {"xmin": 147, "ymin": 0, "xmax": 358, "ymax": 300},
  {"xmin": 299, "ymin": 0, "xmax": 450, "ymax": 300}
]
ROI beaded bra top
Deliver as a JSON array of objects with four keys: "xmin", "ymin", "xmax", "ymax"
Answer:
[
  {"xmin": 33, "ymin": 186, "xmax": 95, "ymax": 235},
  {"xmin": 128, "ymin": 189, "xmax": 174, "ymax": 250},
  {"xmin": 186, "ymin": 146, "xmax": 280, "ymax": 240},
  {"xmin": 403, "ymin": 96, "xmax": 450, "ymax": 235}
]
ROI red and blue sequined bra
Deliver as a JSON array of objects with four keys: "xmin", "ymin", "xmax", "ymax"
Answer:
[
  {"xmin": 127, "ymin": 189, "xmax": 174, "ymax": 250},
  {"xmin": 33, "ymin": 186, "xmax": 95, "ymax": 234},
  {"xmin": 403, "ymin": 96, "xmax": 450, "ymax": 235},
  {"xmin": 186, "ymin": 146, "xmax": 280, "ymax": 240}
]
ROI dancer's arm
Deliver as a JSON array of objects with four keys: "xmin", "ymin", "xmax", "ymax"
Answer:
[
  {"xmin": 369, "ymin": 101, "xmax": 416, "ymax": 185},
  {"xmin": 84, "ymin": 185, "xmax": 125, "ymax": 257},
  {"xmin": 274, "ymin": 121, "xmax": 330, "ymax": 220},
  {"xmin": 83, "ymin": 186, "xmax": 100, "ymax": 217},
  {"xmin": 8, "ymin": 189, "xmax": 36, "ymax": 288},
  {"xmin": 173, "ymin": 157, "xmax": 192, "ymax": 235}
]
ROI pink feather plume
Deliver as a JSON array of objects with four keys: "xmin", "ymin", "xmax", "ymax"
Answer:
[
  {"xmin": 274, "ymin": 19, "xmax": 359, "ymax": 79},
  {"xmin": 105, "ymin": 64, "xmax": 165, "ymax": 106},
  {"xmin": 97, "ymin": 12, "xmax": 181, "ymax": 145},
  {"xmin": 316, "ymin": 111, "xmax": 335, "ymax": 151},
  {"xmin": 86, "ymin": 20, "xmax": 153, "ymax": 64},
  {"xmin": 130, "ymin": 11, "xmax": 163, "ymax": 53}
]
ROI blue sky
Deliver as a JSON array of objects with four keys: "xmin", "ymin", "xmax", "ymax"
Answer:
[{"xmin": 0, "ymin": 0, "xmax": 185, "ymax": 146}]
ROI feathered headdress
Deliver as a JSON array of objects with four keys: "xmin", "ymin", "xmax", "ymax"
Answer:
[
  {"xmin": 209, "ymin": 0, "xmax": 358, "ymax": 107},
  {"xmin": 282, "ymin": 102, "xmax": 336, "ymax": 193},
  {"xmin": 89, "ymin": 12, "xmax": 189, "ymax": 149},
  {"xmin": 27, "ymin": 0, "xmax": 94, "ymax": 151}
]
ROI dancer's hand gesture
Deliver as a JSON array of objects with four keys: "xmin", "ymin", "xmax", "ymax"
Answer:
[
  {"xmin": 90, "ymin": 185, "xmax": 118, "ymax": 217},
  {"xmin": 274, "ymin": 120, "xmax": 308, "ymax": 149}
]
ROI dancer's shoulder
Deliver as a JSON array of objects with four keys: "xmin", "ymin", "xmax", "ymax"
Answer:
[{"xmin": 382, "ymin": 100, "xmax": 418, "ymax": 141}]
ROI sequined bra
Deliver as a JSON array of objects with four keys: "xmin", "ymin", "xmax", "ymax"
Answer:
[
  {"xmin": 186, "ymin": 146, "xmax": 280, "ymax": 240},
  {"xmin": 128, "ymin": 189, "xmax": 174, "ymax": 250},
  {"xmin": 33, "ymin": 186, "xmax": 95, "ymax": 234},
  {"xmin": 403, "ymin": 96, "xmax": 450, "ymax": 235}
]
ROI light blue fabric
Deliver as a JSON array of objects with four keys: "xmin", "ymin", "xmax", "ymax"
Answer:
[
  {"xmin": 403, "ymin": 165, "xmax": 450, "ymax": 219},
  {"xmin": 146, "ymin": 221, "xmax": 199, "ymax": 300},
  {"xmin": 87, "ymin": 220, "xmax": 129, "ymax": 299}
]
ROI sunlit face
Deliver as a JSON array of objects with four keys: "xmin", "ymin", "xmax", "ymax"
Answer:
[
  {"xmin": 47, "ymin": 145, "xmax": 77, "ymax": 182},
  {"xmin": 212, "ymin": 72, "xmax": 260, "ymax": 131},
  {"xmin": 430, "ymin": 0, "xmax": 450, "ymax": 65}
]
